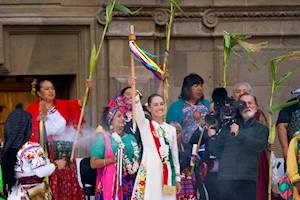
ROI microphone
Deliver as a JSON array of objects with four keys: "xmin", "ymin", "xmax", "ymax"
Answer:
[{"xmin": 291, "ymin": 88, "xmax": 300, "ymax": 95}]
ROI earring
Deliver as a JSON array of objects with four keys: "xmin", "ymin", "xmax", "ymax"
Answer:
[{"xmin": 110, "ymin": 125, "xmax": 113, "ymax": 130}]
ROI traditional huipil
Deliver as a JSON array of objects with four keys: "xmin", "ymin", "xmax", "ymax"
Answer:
[
  {"xmin": 91, "ymin": 132, "xmax": 140, "ymax": 200},
  {"xmin": 131, "ymin": 96, "xmax": 180, "ymax": 200},
  {"xmin": 26, "ymin": 99, "xmax": 86, "ymax": 200},
  {"xmin": 8, "ymin": 142, "xmax": 55, "ymax": 200}
]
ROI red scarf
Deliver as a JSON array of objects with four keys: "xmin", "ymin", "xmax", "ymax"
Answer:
[{"xmin": 26, "ymin": 99, "xmax": 84, "ymax": 143}]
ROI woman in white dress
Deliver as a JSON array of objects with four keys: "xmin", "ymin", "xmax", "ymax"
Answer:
[{"xmin": 130, "ymin": 78, "xmax": 181, "ymax": 200}]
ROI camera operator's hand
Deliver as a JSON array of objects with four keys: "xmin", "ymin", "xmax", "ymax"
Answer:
[
  {"xmin": 208, "ymin": 125, "xmax": 217, "ymax": 138},
  {"xmin": 230, "ymin": 123, "xmax": 239, "ymax": 137}
]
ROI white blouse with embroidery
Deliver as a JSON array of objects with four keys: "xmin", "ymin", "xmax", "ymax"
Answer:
[{"xmin": 44, "ymin": 107, "xmax": 66, "ymax": 136}]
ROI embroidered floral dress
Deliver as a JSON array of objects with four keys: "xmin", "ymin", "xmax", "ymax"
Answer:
[
  {"xmin": 8, "ymin": 142, "xmax": 55, "ymax": 200},
  {"xmin": 131, "ymin": 96, "xmax": 180, "ymax": 200},
  {"xmin": 91, "ymin": 133, "xmax": 140, "ymax": 200}
]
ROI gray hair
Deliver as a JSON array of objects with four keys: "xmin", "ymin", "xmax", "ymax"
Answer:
[
  {"xmin": 233, "ymin": 82, "xmax": 254, "ymax": 95},
  {"xmin": 170, "ymin": 122, "xmax": 182, "ymax": 131}
]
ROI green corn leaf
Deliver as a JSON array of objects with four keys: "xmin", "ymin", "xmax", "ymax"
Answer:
[
  {"xmin": 224, "ymin": 34, "xmax": 231, "ymax": 49},
  {"xmin": 273, "ymin": 63, "xmax": 300, "ymax": 94},
  {"xmin": 89, "ymin": 44, "xmax": 97, "ymax": 77},
  {"xmin": 237, "ymin": 40, "xmax": 259, "ymax": 70},
  {"xmin": 270, "ymin": 60, "xmax": 276, "ymax": 81},
  {"xmin": 275, "ymin": 55, "xmax": 289, "ymax": 66},
  {"xmin": 268, "ymin": 99, "xmax": 300, "ymax": 113},
  {"xmin": 224, "ymin": 47, "xmax": 231, "ymax": 67},
  {"xmin": 106, "ymin": 2, "xmax": 114, "ymax": 23},
  {"xmin": 114, "ymin": 4, "xmax": 142, "ymax": 15},
  {"xmin": 168, "ymin": 0, "xmax": 187, "ymax": 17},
  {"xmin": 230, "ymin": 41, "xmax": 238, "ymax": 48},
  {"xmin": 229, "ymin": 33, "xmax": 236, "ymax": 38},
  {"xmin": 233, "ymin": 35, "xmax": 252, "ymax": 40}
]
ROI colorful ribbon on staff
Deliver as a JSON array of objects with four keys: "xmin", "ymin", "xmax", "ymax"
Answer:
[{"xmin": 129, "ymin": 40, "xmax": 164, "ymax": 81}]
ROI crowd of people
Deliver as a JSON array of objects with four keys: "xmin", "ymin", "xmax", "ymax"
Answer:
[{"xmin": 0, "ymin": 71, "xmax": 299, "ymax": 200}]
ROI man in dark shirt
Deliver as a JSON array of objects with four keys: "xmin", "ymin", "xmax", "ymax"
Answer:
[
  {"xmin": 276, "ymin": 97, "xmax": 300, "ymax": 160},
  {"xmin": 208, "ymin": 93, "xmax": 269, "ymax": 200}
]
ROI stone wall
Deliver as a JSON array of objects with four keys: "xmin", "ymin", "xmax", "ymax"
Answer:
[{"xmin": 1, "ymin": 0, "xmax": 300, "ymax": 156}]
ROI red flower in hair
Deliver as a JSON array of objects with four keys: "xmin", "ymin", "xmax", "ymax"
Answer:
[
  {"xmin": 107, "ymin": 100, "xmax": 118, "ymax": 109},
  {"xmin": 119, "ymin": 106, "xmax": 128, "ymax": 114}
]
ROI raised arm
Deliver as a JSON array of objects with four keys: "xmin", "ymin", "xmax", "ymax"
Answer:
[
  {"xmin": 157, "ymin": 70, "xmax": 169, "ymax": 98},
  {"xmin": 135, "ymin": 94, "xmax": 147, "ymax": 123}
]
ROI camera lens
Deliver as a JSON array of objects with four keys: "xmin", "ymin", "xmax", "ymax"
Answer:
[{"xmin": 205, "ymin": 113, "xmax": 216, "ymax": 124}]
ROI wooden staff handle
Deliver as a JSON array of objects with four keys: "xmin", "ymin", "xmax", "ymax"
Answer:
[
  {"xmin": 39, "ymin": 120, "xmax": 44, "ymax": 148},
  {"xmin": 190, "ymin": 126, "xmax": 206, "ymax": 175},
  {"xmin": 129, "ymin": 25, "xmax": 136, "ymax": 132}
]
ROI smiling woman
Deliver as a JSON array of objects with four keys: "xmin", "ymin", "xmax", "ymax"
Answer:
[
  {"xmin": 90, "ymin": 95, "xmax": 140, "ymax": 200},
  {"xmin": 131, "ymin": 92, "xmax": 181, "ymax": 200}
]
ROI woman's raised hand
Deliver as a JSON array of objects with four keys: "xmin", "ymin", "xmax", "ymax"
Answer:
[
  {"xmin": 128, "ymin": 77, "xmax": 136, "ymax": 86},
  {"xmin": 162, "ymin": 69, "xmax": 169, "ymax": 80},
  {"xmin": 86, "ymin": 79, "xmax": 93, "ymax": 89}
]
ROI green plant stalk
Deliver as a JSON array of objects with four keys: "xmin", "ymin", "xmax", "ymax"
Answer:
[
  {"xmin": 223, "ymin": 66, "xmax": 227, "ymax": 88},
  {"xmin": 163, "ymin": 3, "xmax": 174, "ymax": 121},
  {"xmin": 96, "ymin": 0, "xmax": 116, "ymax": 59},
  {"xmin": 268, "ymin": 125, "xmax": 275, "ymax": 200},
  {"xmin": 71, "ymin": 0, "xmax": 116, "ymax": 162},
  {"xmin": 268, "ymin": 78, "xmax": 275, "ymax": 200}
]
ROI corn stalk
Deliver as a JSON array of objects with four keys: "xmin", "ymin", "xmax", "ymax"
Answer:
[
  {"xmin": 267, "ymin": 51, "xmax": 300, "ymax": 200},
  {"xmin": 163, "ymin": 0, "xmax": 186, "ymax": 121},
  {"xmin": 70, "ymin": 1, "xmax": 142, "ymax": 161},
  {"xmin": 222, "ymin": 31, "xmax": 268, "ymax": 88}
]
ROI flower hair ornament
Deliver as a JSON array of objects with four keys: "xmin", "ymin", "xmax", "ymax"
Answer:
[
  {"xmin": 31, "ymin": 78, "xmax": 37, "ymax": 95},
  {"xmin": 107, "ymin": 95, "xmax": 131, "ymax": 125}
]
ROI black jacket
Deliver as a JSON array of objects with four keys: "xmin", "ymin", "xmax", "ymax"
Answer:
[{"xmin": 208, "ymin": 117, "xmax": 269, "ymax": 182}]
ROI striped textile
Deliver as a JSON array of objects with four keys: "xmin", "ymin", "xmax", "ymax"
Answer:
[{"xmin": 176, "ymin": 176, "xmax": 197, "ymax": 200}]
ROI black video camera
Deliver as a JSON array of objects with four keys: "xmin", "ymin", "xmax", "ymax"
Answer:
[{"xmin": 205, "ymin": 88, "xmax": 246, "ymax": 126}]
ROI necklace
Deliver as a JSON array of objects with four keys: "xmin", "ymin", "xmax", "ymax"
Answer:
[{"xmin": 111, "ymin": 132, "xmax": 139, "ymax": 175}]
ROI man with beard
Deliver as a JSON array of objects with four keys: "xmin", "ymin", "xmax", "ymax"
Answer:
[{"xmin": 207, "ymin": 93, "xmax": 269, "ymax": 200}]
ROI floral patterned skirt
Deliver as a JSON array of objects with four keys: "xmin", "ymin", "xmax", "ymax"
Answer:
[{"xmin": 48, "ymin": 137, "xmax": 86, "ymax": 200}]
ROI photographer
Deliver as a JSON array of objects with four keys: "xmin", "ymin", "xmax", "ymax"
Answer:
[{"xmin": 208, "ymin": 93, "xmax": 269, "ymax": 200}]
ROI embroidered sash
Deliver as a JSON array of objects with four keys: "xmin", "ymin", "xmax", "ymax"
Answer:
[{"xmin": 149, "ymin": 123, "xmax": 176, "ymax": 194}]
